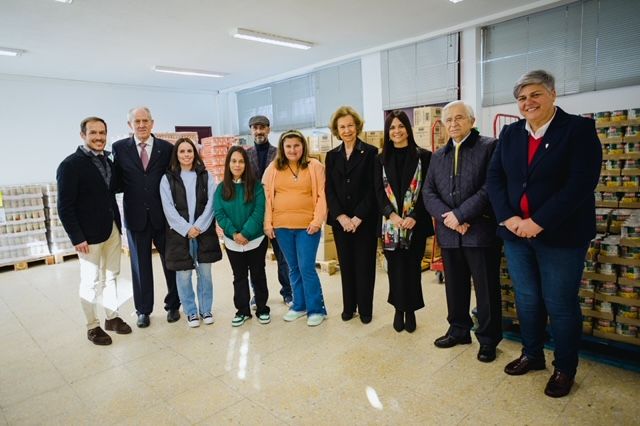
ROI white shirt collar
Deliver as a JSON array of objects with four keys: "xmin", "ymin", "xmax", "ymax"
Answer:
[
  {"xmin": 452, "ymin": 131, "xmax": 472, "ymax": 148},
  {"xmin": 525, "ymin": 108, "xmax": 557, "ymax": 139},
  {"xmin": 134, "ymin": 135, "xmax": 154, "ymax": 147}
]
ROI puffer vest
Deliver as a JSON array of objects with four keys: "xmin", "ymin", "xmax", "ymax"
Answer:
[{"xmin": 164, "ymin": 166, "xmax": 222, "ymax": 271}]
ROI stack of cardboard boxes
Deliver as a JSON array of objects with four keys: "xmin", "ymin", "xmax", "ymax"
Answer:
[{"xmin": 413, "ymin": 106, "xmax": 446, "ymax": 151}]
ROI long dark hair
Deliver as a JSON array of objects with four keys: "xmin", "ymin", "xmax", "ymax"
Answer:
[
  {"xmin": 222, "ymin": 145, "xmax": 256, "ymax": 203},
  {"xmin": 274, "ymin": 130, "xmax": 310, "ymax": 171},
  {"xmin": 168, "ymin": 138, "xmax": 204, "ymax": 172},
  {"xmin": 382, "ymin": 110, "xmax": 418, "ymax": 165}
]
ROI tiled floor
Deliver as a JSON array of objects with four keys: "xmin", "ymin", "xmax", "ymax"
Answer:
[{"xmin": 0, "ymin": 254, "xmax": 638, "ymax": 425}]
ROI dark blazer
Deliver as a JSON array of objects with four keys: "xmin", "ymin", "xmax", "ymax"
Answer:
[
  {"xmin": 246, "ymin": 142, "xmax": 277, "ymax": 179},
  {"xmin": 486, "ymin": 107, "xmax": 602, "ymax": 247},
  {"xmin": 423, "ymin": 129, "xmax": 498, "ymax": 248},
  {"xmin": 112, "ymin": 135, "xmax": 173, "ymax": 231},
  {"xmin": 325, "ymin": 139, "xmax": 378, "ymax": 228},
  {"xmin": 56, "ymin": 147, "xmax": 122, "ymax": 245},
  {"xmin": 374, "ymin": 146, "xmax": 434, "ymax": 238}
]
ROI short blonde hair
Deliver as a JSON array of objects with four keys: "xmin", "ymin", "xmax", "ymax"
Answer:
[{"xmin": 329, "ymin": 106, "xmax": 364, "ymax": 139}]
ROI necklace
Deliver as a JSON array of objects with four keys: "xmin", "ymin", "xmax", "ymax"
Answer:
[{"xmin": 287, "ymin": 163, "xmax": 299, "ymax": 181}]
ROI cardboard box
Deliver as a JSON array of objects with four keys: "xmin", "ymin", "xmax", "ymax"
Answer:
[
  {"xmin": 364, "ymin": 131, "xmax": 384, "ymax": 150},
  {"xmin": 316, "ymin": 239, "xmax": 338, "ymax": 262},
  {"xmin": 413, "ymin": 107, "xmax": 442, "ymax": 127},
  {"xmin": 413, "ymin": 125, "xmax": 446, "ymax": 151},
  {"xmin": 308, "ymin": 135, "xmax": 333, "ymax": 153}
]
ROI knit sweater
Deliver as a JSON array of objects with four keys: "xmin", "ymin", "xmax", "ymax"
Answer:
[{"xmin": 214, "ymin": 181, "xmax": 265, "ymax": 241}]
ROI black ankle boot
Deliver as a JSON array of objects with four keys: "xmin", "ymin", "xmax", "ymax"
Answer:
[
  {"xmin": 405, "ymin": 311, "xmax": 416, "ymax": 333},
  {"xmin": 393, "ymin": 309, "xmax": 404, "ymax": 332}
]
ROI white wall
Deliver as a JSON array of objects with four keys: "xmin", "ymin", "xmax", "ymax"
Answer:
[
  {"xmin": 0, "ymin": 74, "xmax": 216, "ymax": 185},
  {"xmin": 361, "ymin": 52, "xmax": 384, "ymax": 130}
]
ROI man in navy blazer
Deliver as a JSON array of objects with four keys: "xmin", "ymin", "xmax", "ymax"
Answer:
[
  {"xmin": 57, "ymin": 116, "xmax": 132, "ymax": 345},
  {"xmin": 112, "ymin": 107, "xmax": 180, "ymax": 328},
  {"xmin": 487, "ymin": 70, "xmax": 601, "ymax": 398}
]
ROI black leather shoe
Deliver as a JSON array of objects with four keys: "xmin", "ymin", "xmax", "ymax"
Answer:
[
  {"xmin": 393, "ymin": 310, "xmax": 404, "ymax": 332},
  {"xmin": 360, "ymin": 315, "xmax": 372, "ymax": 324},
  {"xmin": 167, "ymin": 309, "xmax": 180, "ymax": 323},
  {"xmin": 405, "ymin": 311, "xmax": 416, "ymax": 333},
  {"xmin": 434, "ymin": 334, "xmax": 472, "ymax": 348},
  {"xmin": 544, "ymin": 369, "xmax": 575, "ymax": 398},
  {"xmin": 137, "ymin": 313, "xmax": 150, "ymax": 328},
  {"xmin": 341, "ymin": 312, "xmax": 354, "ymax": 321},
  {"xmin": 504, "ymin": 354, "xmax": 546, "ymax": 376},
  {"xmin": 105, "ymin": 317, "xmax": 132, "ymax": 334},
  {"xmin": 477, "ymin": 345, "xmax": 497, "ymax": 363},
  {"xmin": 87, "ymin": 327, "xmax": 112, "ymax": 345}
]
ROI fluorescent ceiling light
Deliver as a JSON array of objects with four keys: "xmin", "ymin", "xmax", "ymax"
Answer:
[
  {"xmin": 449, "ymin": 0, "xmax": 464, "ymax": 3},
  {"xmin": 153, "ymin": 66, "xmax": 227, "ymax": 78},
  {"xmin": 54, "ymin": 0, "xmax": 73, "ymax": 3},
  {"xmin": 0, "ymin": 47, "xmax": 25, "ymax": 57},
  {"xmin": 233, "ymin": 28, "xmax": 313, "ymax": 50}
]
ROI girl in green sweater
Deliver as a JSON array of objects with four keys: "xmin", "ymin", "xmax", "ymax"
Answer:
[{"xmin": 214, "ymin": 146, "xmax": 270, "ymax": 326}]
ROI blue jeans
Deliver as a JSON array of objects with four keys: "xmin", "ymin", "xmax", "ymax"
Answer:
[
  {"xmin": 175, "ymin": 239, "xmax": 213, "ymax": 317},
  {"xmin": 504, "ymin": 239, "xmax": 587, "ymax": 377},
  {"xmin": 275, "ymin": 228, "xmax": 326, "ymax": 315}
]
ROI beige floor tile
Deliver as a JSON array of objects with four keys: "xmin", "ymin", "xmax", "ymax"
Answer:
[
  {"xmin": 200, "ymin": 398, "xmax": 285, "ymax": 425},
  {"xmin": 70, "ymin": 365, "xmax": 161, "ymax": 423},
  {"xmin": 46, "ymin": 342, "xmax": 124, "ymax": 383},
  {"xmin": 114, "ymin": 402, "xmax": 191, "ymax": 426},
  {"xmin": 2, "ymin": 384, "xmax": 85, "ymax": 425},
  {"xmin": 167, "ymin": 377, "xmax": 244, "ymax": 423},
  {"xmin": 0, "ymin": 330, "xmax": 42, "ymax": 366},
  {"xmin": 0, "ymin": 354, "xmax": 66, "ymax": 408}
]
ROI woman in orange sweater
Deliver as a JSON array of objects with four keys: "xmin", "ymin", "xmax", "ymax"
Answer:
[{"xmin": 263, "ymin": 130, "xmax": 328, "ymax": 326}]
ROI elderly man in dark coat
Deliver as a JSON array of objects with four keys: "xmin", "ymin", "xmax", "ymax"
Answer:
[{"xmin": 423, "ymin": 101, "xmax": 502, "ymax": 362}]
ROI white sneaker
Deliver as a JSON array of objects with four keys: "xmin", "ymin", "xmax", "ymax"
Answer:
[
  {"xmin": 307, "ymin": 314, "xmax": 326, "ymax": 327},
  {"xmin": 187, "ymin": 314, "xmax": 200, "ymax": 328},
  {"xmin": 201, "ymin": 313, "xmax": 214, "ymax": 325},
  {"xmin": 257, "ymin": 313, "xmax": 271, "ymax": 324},
  {"xmin": 283, "ymin": 310, "xmax": 307, "ymax": 322}
]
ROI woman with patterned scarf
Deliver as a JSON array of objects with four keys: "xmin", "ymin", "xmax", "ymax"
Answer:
[{"xmin": 375, "ymin": 110, "xmax": 434, "ymax": 333}]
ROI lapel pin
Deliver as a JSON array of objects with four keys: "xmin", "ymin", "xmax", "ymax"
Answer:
[{"xmin": 545, "ymin": 144, "xmax": 549, "ymax": 148}]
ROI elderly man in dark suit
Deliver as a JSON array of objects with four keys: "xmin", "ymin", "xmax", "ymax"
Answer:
[
  {"xmin": 423, "ymin": 101, "xmax": 502, "ymax": 362},
  {"xmin": 112, "ymin": 107, "xmax": 180, "ymax": 328},
  {"xmin": 57, "ymin": 116, "xmax": 132, "ymax": 345},
  {"xmin": 245, "ymin": 115, "xmax": 292, "ymax": 306}
]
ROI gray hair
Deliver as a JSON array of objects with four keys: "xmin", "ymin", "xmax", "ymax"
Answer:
[
  {"xmin": 442, "ymin": 100, "xmax": 475, "ymax": 121},
  {"xmin": 513, "ymin": 70, "xmax": 555, "ymax": 99},
  {"xmin": 127, "ymin": 106, "xmax": 153, "ymax": 123}
]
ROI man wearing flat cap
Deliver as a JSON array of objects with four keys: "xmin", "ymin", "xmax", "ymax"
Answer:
[{"xmin": 246, "ymin": 115, "xmax": 292, "ymax": 307}]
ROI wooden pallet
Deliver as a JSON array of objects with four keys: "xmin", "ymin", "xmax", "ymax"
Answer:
[
  {"xmin": 0, "ymin": 256, "xmax": 50, "ymax": 272},
  {"xmin": 47, "ymin": 252, "xmax": 78, "ymax": 264},
  {"xmin": 316, "ymin": 260, "xmax": 339, "ymax": 275}
]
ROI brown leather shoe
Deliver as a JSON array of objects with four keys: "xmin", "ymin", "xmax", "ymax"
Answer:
[
  {"xmin": 504, "ymin": 354, "xmax": 546, "ymax": 375},
  {"xmin": 105, "ymin": 317, "xmax": 132, "ymax": 334},
  {"xmin": 87, "ymin": 327, "xmax": 112, "ymax": 345},
  {"xmin": 544, "ymin": 369, "xmax": 574, "ymax": 398}
]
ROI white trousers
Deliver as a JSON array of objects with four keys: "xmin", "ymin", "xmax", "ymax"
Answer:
[{"xmin": 78, "ymin": 223, "xmax": 122, "ymax": 329}]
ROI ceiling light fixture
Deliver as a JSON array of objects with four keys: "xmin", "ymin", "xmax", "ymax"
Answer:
[
  {"xmin": 449, "ymin": 0, "xmax": 464, "ymax": 3},
  {"xmin": 0, "ymin": 47, "xmax": 25, "ymax": 57},
  {"xmin": 232, "ymin": 28, "xmax": 313, "ymax": 50},
  {"xmin": 54, "ymin": 0, "xmax": 73, "ymax": 3},
  {"xmin": 153, "ymin": 66, "xmax": 227, "ymax": 78}
]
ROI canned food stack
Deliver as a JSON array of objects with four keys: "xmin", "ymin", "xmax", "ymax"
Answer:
[
  {"xmin": 200, "ymin": 136, "xmax": 234, "ymax": 184},
  {"xmin": 41, "ymin": 183, "xmax": 75, "ymax": 255},
  {"xmin": 0, "ymin": 185, "xmax": 50, "ymax": 266}
]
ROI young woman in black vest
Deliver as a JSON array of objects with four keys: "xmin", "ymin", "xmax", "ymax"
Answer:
[{"xmin": 160, "ymin": 138, "xmax": 222, "ymax": 328}]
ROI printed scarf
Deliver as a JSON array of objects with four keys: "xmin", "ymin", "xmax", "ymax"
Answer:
[{"xmin": 381, "ymin": 158, "xmax": 422, "ymax": 250}]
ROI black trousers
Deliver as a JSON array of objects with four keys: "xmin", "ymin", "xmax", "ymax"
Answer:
[
  {"xmin": 127, "ymin": 215, "xmax": 179, "ymax": 315},
  {"xmin": 441, "ymin": 245, "xmax": 502, "ymax": 346},
  {"xmin": 226, "ymin": 238, "xmax": 269, "ymax": 316},
  {"xmin": 334, "ymin": 224, "xmax": 378, "ymax": 317}
]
